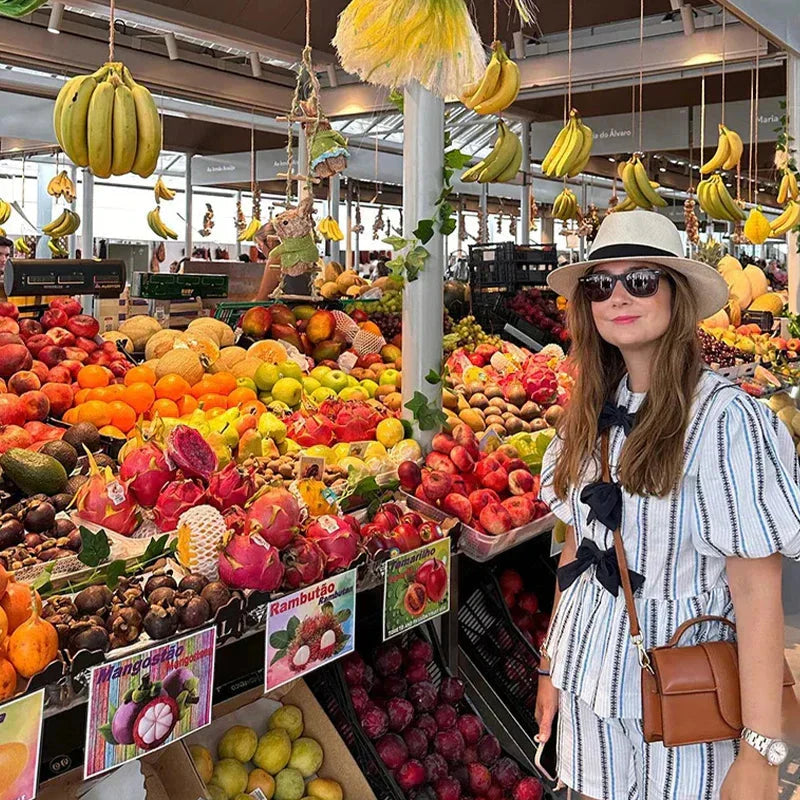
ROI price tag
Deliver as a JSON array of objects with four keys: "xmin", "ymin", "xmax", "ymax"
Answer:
[
  {"xmin": 106, "ymin": 481, "xmax": 126, "ymax": 507},
  {"xmin": 264, "ymin": 570, "xmax": 357, "ymax": 692},
  {"xmin": 478, "ymin": 429, "xmax": 502, "ymax": 453},
  {"xmin": 297, "ymin": 455, "xmax": 326, "ymax": 480},
  {"xmin": 0, "ymin": 689, "xmax": 44, "ymax": 800},
  {"xmin": 84, "ymin": 627, "xmax": 216, "ymax": 779},
  {"xmin": 383, "ymin": 538, "xmax": 451, "ymax": 640},
  {"xmin": 348, "ymin": 441, "xmax": 370, "ymax": 458}
]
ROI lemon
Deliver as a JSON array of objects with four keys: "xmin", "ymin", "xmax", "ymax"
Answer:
[
  {"xmin": 363, "ymin": 441, "xmax": 387, "ymax": 461},
  {"xmin": 376, "ymin": 417, "xmax": 404, "ymax": 448},
  {"xmin": 333, "ymin": 442, "xmax": 351, "ymax": 461},
  {"xmin": 305, "ymin": 445, "xmax": 335, "ymax": 464}
]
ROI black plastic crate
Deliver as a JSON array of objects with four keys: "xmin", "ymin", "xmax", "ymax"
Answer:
[{"xmin": 468, "ymin": 244, "xmax": 515, "ymax": 291}]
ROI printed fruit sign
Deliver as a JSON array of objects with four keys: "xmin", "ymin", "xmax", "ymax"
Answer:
[
  {"xmin": 383, "ymin": 538, "xmax": 451, "ymax": 640},
  {"xmin": 0, "ymin": 689, "xmax": 44, "ymax": 800},
  {"xmin": 265, "ymin": 569, "xmax": 357, "ymax": 692},
  {"xmin": 84, "ymin": 626, "xmax": 216, "ymax": 779}
]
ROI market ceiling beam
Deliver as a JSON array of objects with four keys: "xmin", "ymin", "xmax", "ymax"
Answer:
[{"xmin": 713, "ymin": 0, "xmax": 799, "ymax": 56}]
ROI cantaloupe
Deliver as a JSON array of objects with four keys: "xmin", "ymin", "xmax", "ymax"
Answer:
[
  {"xmin": 702, "ymin": 309, "xmax": 729, "ymax": 329},
  {"xmin": 247, "ymin": 340, "xmax": 288, "ymax": 363},
  {"xmin": 175, "ymin": 332, "xmax": 219, "ymax": 365},
  {"xmin": 209, "ymin": 346, "xmax": 248, "ymax": 374},
  {"xmin": 119, "ymin": 315, "xmax": 162, "ymax": 350},
  {"xmin": 188, "ymin": 318, "xmax": 235, "ymax": 347},
  {"xmin": 726, "ymin": 272, "xmax": 752, "ymax": 308},
  {"xmin": 101, "ymin": 331, "xmax": 133, "ymax": 353},
  {"xmin": 743, "ymin": 264, "xmax": 769, "ymax": 300},
  {"xmin": 230, "ymin": 358, "xmax": 262, "ymax": 380},
  {"xmin": 154, "ymin": 349, "xmax": 204, "ymax": 385},
  {"xmin": 145, "ymin": 329, "xmax": 182, "ymax": 361},
  {"xmin": 718, "ymin": 254, "xmax": 742, "ymax": 277}
]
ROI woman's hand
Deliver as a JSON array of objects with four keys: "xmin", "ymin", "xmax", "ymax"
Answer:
[
  {"xmin": 720, "ymin": 746, "xmax": 779, "ymax": 800},
  {"xmin": 534, "ymin": 673, "xmax": 559, "ymax": 743}
]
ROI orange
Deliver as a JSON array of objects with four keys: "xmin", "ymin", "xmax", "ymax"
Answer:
[
  {"xmin": 124, "ymin": 365, "xmax": 156, "ymax": 386},
  {"xmin": 107, "ymin": 400, "xmax": 137, "ymax": 433},
  {"xmin": 358, "ymin": 321, "xmax": 382, "ymax": 336},
  {"xmin": 98, "ymin": 425, "xmax": 126, "ymax": 439},
  {"xmin": 87, "ymin": 386, "xmax": 115, "ymax": 403},
  {"xmin": 77, "ymin": 400, "xmax": 111, "ymax": 427},
  {"xmin": 190, "ymin": 379, "xmax": 216, "ymax": 399},
  {"xmin": 150, "ymin": 398, "xmax": 179, "ymax": 419},
  {"xmin": 74, "ymin": 388, "xmax": 91, "ymax": 405},
  {"xmin": 62, "ymin": 408, "xmax": 78, "ymax": 424},
  {"xmin": 198, "ymin": 393, "xmax": 228, "ymax": 411},
  {"xmin": 227, "ymin": 387, "xmax": 258, "ymax": 408},
  {"xmin": 105, "ymin": 383, "xmax": 126, "ymax": 401},
  {"xmin": 176, "ymin": 395, "xmax": 198, "ymax": 416},
  {"xmin": 209, "ymin": 372, "xmax": 237, "ymax": 395},
  {"xmin": 239, "ymin": 400, "xmax": 267, "ymax": 417},
  {"xmin": 123, "ymin": 382, "xmax": 156, "ymax": 415},
  {"xmin": 78, "ymin": 365, "xmax": 110, "ymax": 389},
  {"xmin": 155, "ymin": 374, "xmax": 192, "ymax": 402}
]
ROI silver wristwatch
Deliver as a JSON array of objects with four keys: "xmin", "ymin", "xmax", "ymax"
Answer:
[{"xmin": 741, "ymin": 727, "xmax": 788, "ymax": 766}]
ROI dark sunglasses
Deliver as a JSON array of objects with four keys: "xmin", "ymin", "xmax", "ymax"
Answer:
[{"xmin": 578, "ymin": 267, "xmax": 665, "ymax": 303}]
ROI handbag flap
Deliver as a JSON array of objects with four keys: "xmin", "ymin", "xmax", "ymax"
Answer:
[
  {"xmin": 651, "ymin": 645, "xmax": 718, "ymax": 694},
  {"xmin": 702, "ymin": 642, "xmax": 742, "ymax": 729}
]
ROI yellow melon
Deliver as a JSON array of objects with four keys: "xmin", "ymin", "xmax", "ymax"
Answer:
[
  {"xmin": 701, "ymin": 309, "xmax": 729, "ymax": 329},
  {"xmin": 209, "ymin": 346, "xmax": 248, "ymax": 374},
  {"xmin": 145, "ymin": 329, "xmax": 182, "ymax": 361},
  {"xmin": 155, "ymin": 349, "xmax": 205, "ymax": 384},
  {"xmin": 119, "ymin": 315, "xmax": 162, "ymax": 350},
  {"xmin": 247, "ymin": 340, "xmax": 288, "ymax": 364},
  {"xmin": 101, "ymin": 331, "xmax": 134, "ymax": 353},
  {"xmin": 188, "ymin": 318, "xmax": 235, "ymax": 347},
  {"xmin": 174, "ymin": 331, "xmax": 220, "ymax": 365},
  {"xmin": 748, "ymin": 292, "xmax": 785, "ymax": 314},
  {"xmin": 743, "ymin": 264, "xmax": 769, "ymax": 300},
  {"xmin": 230, "ymin": 358, "xmax": 263, "ymax": 380},
  {"xmin": 725, "ymin": 272, "xmax": 752, "ymax": 308},
  {"xmin": 718, "ymin": 254, "xmax": 742, "ymax": 277}
]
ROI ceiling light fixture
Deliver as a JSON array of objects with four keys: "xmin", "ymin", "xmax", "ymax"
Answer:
[
  {"xmin": 47, "ymin": 2, "xmax": 64, "ymax": 34},
  {"xmin": 666, "ymin": 0, "xmax": 696, "ymax": 36},
  {"xmin": 164, "ymin": 32, "xmax": 179, "ymax": 61},
  {"xmin": 249, "ymin": 52, "xmax": 262, "ymax": 78}
]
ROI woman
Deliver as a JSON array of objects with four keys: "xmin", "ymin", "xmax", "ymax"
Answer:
[{"xmin": 535, "ymin": 210, "xmax": 798, "ymax": 800}]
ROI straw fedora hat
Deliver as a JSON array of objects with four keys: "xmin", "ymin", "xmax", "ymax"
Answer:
[{"xmin": 547, "ymin": 210, "xmax": 729, "ymax": 320}]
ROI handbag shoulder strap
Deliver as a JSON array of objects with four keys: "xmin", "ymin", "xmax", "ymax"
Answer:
[{"xmin": 600, "ymin": 433, "xmax": 645, "ymax": 645}]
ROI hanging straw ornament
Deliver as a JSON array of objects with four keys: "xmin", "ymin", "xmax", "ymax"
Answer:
[{"xmin": 333, "ymin": 0, "xmax": 484, "ymax": 99}]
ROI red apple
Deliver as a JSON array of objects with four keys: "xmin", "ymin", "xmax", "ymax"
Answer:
[
  {"xmin": 399, "ymin": 512, "xmax": 424, "ymax": 529},
  {"xmin": 0, "ymin": 302, "xmax": 19, "ymax": 320},
  {"xmin": 20, "ymin": 390, "xmax": 50, "ymax": 422},
  {"xmin": 66, "ymin": 314, "xmax": 100, "ymax": 339},
  {"xmin": 46, "ymin": 327, "xmax": 76, "ymax": 348},
  {"xmin": 40, "ymin": 308, "xmax": 68, "ymax": 330},
  {"xmin": 398, "ymin": 460, "xmax": 422, "ymax": 493},
  {"xmin": 418, "ymin": 521, "xmax": 443, "ymax": 543}
]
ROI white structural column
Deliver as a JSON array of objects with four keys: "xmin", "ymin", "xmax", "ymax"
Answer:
[
  {"xmin": 789, "ymin": 54, "xmax": 800, "ymax": 313},
  {"xmin": 401, "ymin": 83, "xmax": 444, "ymax": 448},
  {"xmin": 520, "ymin": 122, "xmax": 531, "ymax": 245},
  {"xmin": 479, "ymin": 184, "xmax": 488, "ymax": 242},
  {"xmin": 36, "ymin": 165, "xmax": 55, "ymax": 259},
  {"xmin": 184, "ymin": 154, "xmax": 193, "ymax": 258},
  {"xmin": 81, "ymin": 168, "xmax": 94, "ymax": 259},
  {"xmin": 68, "ymin": 165, "xmax": 78, "ymax": 258},
  {"xmin": 329, "ymin": 173, "xmax": 341, "ymax": 264}
]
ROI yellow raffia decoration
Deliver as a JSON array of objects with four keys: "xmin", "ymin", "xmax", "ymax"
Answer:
[{"xmin": 332, "ymin": 0, "xmax": 485, "ymax": 99}]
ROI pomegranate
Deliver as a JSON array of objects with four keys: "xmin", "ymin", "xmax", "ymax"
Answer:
[
  {"xmin": 119, "ymin": 442, "xmax": 176, "ymax": 508},
  {"xmin": 218, "ymin": 532, "xmax": 284, "ymax": 591}
]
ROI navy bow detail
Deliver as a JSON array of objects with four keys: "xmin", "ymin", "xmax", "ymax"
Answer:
[
  {"xmin": 580, "ymin": 480, "xmax": 623, "ymax": 531},
  {"xmin": 598, "ymin": 401, "xmax": 637, "ymax": 436},
  {"xmin": 557, "ymin": 538, "xmax": 646, "ymax": 597}
]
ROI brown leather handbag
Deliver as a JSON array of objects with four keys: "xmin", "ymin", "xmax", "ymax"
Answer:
[{"xmin": 601, "ymin": 435, "xmax": 800, "ymax": 746}]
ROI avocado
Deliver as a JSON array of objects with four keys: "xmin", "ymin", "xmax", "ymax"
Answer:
[
  {"xmin": 62, "ymin": 422, "xmax": 101, "ymax": 453},
  {"xmin": 39, "ymin": 441, "xmax": 78, "ymax": 475},
  {"xmin": 0, "ymin": 449, "xmax": 68, "ymax": 496}
]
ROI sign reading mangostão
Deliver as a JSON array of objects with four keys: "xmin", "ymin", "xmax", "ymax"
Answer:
[
  {"xmin": 264, "ymin": 569, "xmax": 357, "ymax": 692},
  {"xmin": 84, "ymin": 626, "xmax": 216, "ymax": 779}
]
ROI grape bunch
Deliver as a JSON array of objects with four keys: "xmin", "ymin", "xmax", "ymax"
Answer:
[
  {"xmin": 698, "ymin": 329, "xmax": 754, "ymax": 368},
  {"xmin": 371, "ymin": 311, "xmax": 402, "ymax": 340},
  {"xmin": 353, "ymin": 289, "xmax": 402, "ymax": 314},
  {"xmin": 444, "ymin": 311, "xmax": 454, "ymax": 334},
  {"xmin": 443, "ymin": 315, "xmax": 502, "ymax": 354}
]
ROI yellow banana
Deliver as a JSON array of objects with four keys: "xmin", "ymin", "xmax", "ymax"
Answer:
[
  {"xmin": 721, "ymin": 125, "xmax": 743, "ymax": 170},
  {"xmin": 632, "ymin": 159, "xmax": 667, "ymax": 207},
  {"xmin": 0, "ymin": 201, "xmax": 11, "ymax": 225},
  {"xmin": 567, "ymin": 124, "xmax": 594, "ymax": 178},
  {"xmin": 318, "ymin": 216, "xmax": 343, "ymax": 241},
  {"xmin": 461, "ymin": 44, "xmax": 502, "ymax": 110},
  {"xmin": 61, "ymin": 75, "xmax": 99, "ymax": 168},
  {"xmin": 778, "ymin": 173, "xmax": 791, "ymax": 205},
  {"xmin": 553, "ymin": 189, "xmax": 577, "ymax": 221},
  {"xmin": 770, "ymin": 201, "xmax": 800, "ymax": 236},
  {"xmin": 479, "ymin": 125, "xmax": 519, "ymax": 183},
  {"xmin": 494, "ymin": 131, "xmax": 523, "ymax": 183},
  {"xmin": 42, "ymin": 210, "xmax": 68, "ymax": 235},
  {"xmin": 553, "ymin": 118, "xmax": 582, "ymax": 178},
  {"xmin": 238, "ymin": 218, "xmax": 261, "ymax": 242},
  {"xmin": 87, "ymin": 78, "xmax": 115, "ymax": 179},
  {"xmin": 712, "ymin": 176, "xmax": 746, "ymax": 221},
  {"xmin": 154, "ymin": 176, "xmax": 176, "ymax": 202},
  {"xmin": 788, "ymin": 171, "xmax": 800, "ymax": 201},
  {"xmin": 47, "ymin": 172, "xmax": 62, "ymax": 197},
  {"xmin": 700, "ymin": 125, "xmax": 731, "ymax": 175},
  {"xmin": 49, "ymin": 210, "xmax": 80, "ymax": 237},
  {"xmin": 622, "ymin": 161, "xmax": 651, "ymax": 209},
  {"xmin": 462, "ymin": 122, "xmax": 507, "ymax": 182},
  {"xmin": 474, "ymin": 56, "xmax": 520, "ymax": 115},
  {"xmin": 111, "ymin": 82, "xmax": 138, "ymax": 176},
  {"xmin": 612, "ymin": 196, "xmax": 637, "ymax": 212},
  {"xmin": 124, "ymin": 68, "xmax": 162, "ymax": 178},
  {"xmin": 53, "ymin": 76, "xmax": 81, "ymax": 152},
  {"xmin": 541, "ymin": 123, "xmax": 571, "ymax": 176}
]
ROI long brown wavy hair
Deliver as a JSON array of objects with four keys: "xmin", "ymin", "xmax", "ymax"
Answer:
[{"xmin": 552, "ymin": 266, "xmax": 703, "ymax": 499}]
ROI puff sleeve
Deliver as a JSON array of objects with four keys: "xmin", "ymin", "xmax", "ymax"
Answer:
[{"xmin": 539, "ymin": 434, "xmax": 574, "ymax": 525}]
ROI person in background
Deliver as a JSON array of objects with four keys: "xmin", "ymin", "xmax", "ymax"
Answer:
[{"xmin": 0, "ymin": 236, "xmax": 11, "ymax": 300}]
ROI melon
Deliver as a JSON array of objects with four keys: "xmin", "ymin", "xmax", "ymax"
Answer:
[
  {"xmin": 749, "ymin": 292, "xmax": 784, "ymax": 314},
  {"xmin": 743, "ymin": 264, "xmax": 769, "ymax": 300},
  {"xmin": 230, "ymin": 358, "xmax": 262, "ymax": 380},
  {"xmin": 175, "ymin": 331, "xmax": 219, "ymax": 365},
  {"xmin": 718, "ymin": 254, "xmax": 742, "ymax": 277},
  {"xmin": 188, "ymin": 318, "xmax": 235, "ymax": 347},
  {"xmin": 155, "ymin": 349, "xmax": 205, "ymax": 385},
  {"xmin": 101, "ymin": 331, "xmax": 134, "ymax": 353},
  {"xmin": 145, "ymin": 329, "xmax": 182, "ymax": 361},
  {"xmin": 701, "ymin": 309, "xmax": 729, "ymax": 329},
  {"xmin": 119, "ymin": 315, "xmax": 162, "ymax": 350},
  {"xmin": 209, "ymin": 346, "xmax": 248, "ymax": 374},
  {"xmin": 725, "ymin": 272, "xmax": 752, "ymax": 309}
]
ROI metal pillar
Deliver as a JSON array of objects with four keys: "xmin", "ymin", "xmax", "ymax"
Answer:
[
  {"xmin": 67, "ymin": 165, "xmax": 78, "ymax": 258},
  {"xmin": 345, "ymin": 180, "xmax": 353, "ymax": 270},
  {"xmin": 79, "ymin": 169, "xmax": 95, "ymax": 313},
  {"xmin": 520, "ymin": 122, "xmax": 531, "ymax": 245},
  {"xmin": 401, "ymin": 82, "xmax": 445, "ymax": 450},
  {"xmin": 329, "ymin": 173, "xmax": 341, "ymax": 264},
  {"xmin": 541, "ymin": 215, "xmax": 555, "ymax": 245},
  {"xmin": 36, "ymin": 164, "xmax": 55, "ymax": 259},
  {"xmin": 184, "ymin": 154, "xmax": 193, "ymax": 258},
  {"xmin": 789, "ymin": 54, "xmax": 800, "ymax": 313},
  {"xmin": 236, "ymin": 190, "xmax": 243, "ymax": 257},
  {"xmin": 479, "ymin": 184, "xmax": 488, "ymax": 243}
]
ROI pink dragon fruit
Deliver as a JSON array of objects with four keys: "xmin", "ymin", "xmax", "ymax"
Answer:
[
  {"xmin": 74, "ymin": 453, "xmax": 139, "ymax": 535},
  {"xmin": 320, "ymin": 399, "xmax": 383, "ymax": 443},
  {"xmin": 286, "ymin": 413, "xmax": 335, "ymax": 447},
  {"xmin": 166, "ymin": 424, "xmax": 218, "ymax": 483},
  {"xmin": 206, "ymin": 462, "xmax": 254, "ymax": 511},
  {"xmin": 245, "ymin": 488, "xmax": 300, "ymax": 549},
  {"xmin": 305, "ymin": 514, "xmax": 362, "ymax": 573},
  {"xmin": 282, "ymin": 535, "xmax": 325, "ymax": 589},
  {"xmin": 154, "ymin": 479, "xmax": 207, "ymax": 532},
  {"xmin": 224, "ymin": 505, "xmax": 247, "ymax": 537},
  {"xmin": 218, "ymin": 532, "xmax": 284, "ymax": 591},
  {"xmin": 119, "ymin": 442, "xmax": 176, "ymax": 508}
]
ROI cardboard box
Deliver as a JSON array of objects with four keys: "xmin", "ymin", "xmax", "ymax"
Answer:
[{"xmin": 188, "ymin": 679, "xmax": 376, "ymax": 800}]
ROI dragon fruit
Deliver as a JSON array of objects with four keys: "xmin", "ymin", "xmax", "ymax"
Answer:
[
  {"xmin": 245, "ymin": 487, "xmax": 300, "ymax": 549},
  {"xmin": 74, "ymin": 452, "xmax": 139, "ymax": 535},
  {"xmin": 320, "ymin": 399, "xmax": 384, "ymax": 443},
  {"xmin": 119, "ymin": 442, "xmax": 176, "ymax": 508},
  {"xmin": 206, "ymin": 462, "xmax": 254, "ymax": 511},
  {"xmin": 282, "ymin": 535, "xmax": 326, "ymax": 589},
  {"xmin": 153, "ymin": 479, "xmax": 207, "ymax": 532},
  {"xmin": 286, "ymin": 413, "xmax": 335, "ymax": 447},
  {"xmin": 218, "ymin": 532, "xmax": 284, "ymax": 591},
  {"xmin": 305, "ymin": 514, "xmax": 362, "ymax": 573},
  {"xmin": 224, "ymin": 505, "xmax": 247, "ymax": 536},
  {"xmin": 166, "ymin": 424, "xmax": 218, "ymax": 483}
]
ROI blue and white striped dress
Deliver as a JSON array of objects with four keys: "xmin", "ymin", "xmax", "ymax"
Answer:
[{"xmin": 540, "ymin": 369, "xmax": 800, "ymax": 721}]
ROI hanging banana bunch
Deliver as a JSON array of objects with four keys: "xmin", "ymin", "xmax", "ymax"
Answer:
[
  {"xmin": 47, "ymin": 170, "xmax": 76, "ymax": 202},
  {"xmin": 146, "ymin": 206, "xmax": 178, "ymax": 240},
  {"xmin": 619, "ymin": 156, "xmax": 667, "ymax": 209},
  {"xmin": 460, "ymin": 41, "xmax": 520, "ymax": 115},
  {"xmin": 54, "ymin": 62, "xmax": 162, "ymax": 179},
  {"xmin": 42, "ymin": 209, "xmax": 81, "ymax": 237},
  {"xmin": 47, "ymin": 238, "xmax": 69, "ymax": 258},
  {"xmin": 318, "ymin": 216, "xmax": 344, "ymax": 241},
  {"xmin": 552, "ymin": 188, "xmax": 579, "ymax": 221},
  {"xmin": 769, "ymin": 201, "xmax": 800, "ymax": 237},
  {"xmin": 0, "ymin": 198, "xmax": 11, "ymax": 226},
  {"xmin": 696, "ymin": 174, "xmax": 746, "ymax": 222},
  {"xmin": 238, "ymin": 218, "xmax": 261, "ymax": 243},
  {"xmin": 541, "ymin": 110, "xmax": 594, "ymax": 179},
  {"xmin": 154, "ymin": 176, "xmax": 176, "ymax": 202},
  {"xmin": 700, "ymin": 124, "xmax": 743, "ymax": 174},
  {"xmin": 460, "ymin": 121, "xmax": 523, "ymax": 184},
  {"xmin": 777, "ymin": 169, "xmax": 799, "ymax": 205},
  {"xmin": 14, "ymin": 237, "xmax": 32, "ymax": 256}
]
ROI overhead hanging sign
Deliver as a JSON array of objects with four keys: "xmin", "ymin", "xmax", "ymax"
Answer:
[{"xmin": 691, "ymin": 97, "xmax": 781, "ymax": 146}]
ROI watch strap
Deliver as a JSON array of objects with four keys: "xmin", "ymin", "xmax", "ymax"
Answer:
[{"xmin": 741, "ymin": 727, "xmax": 770, "ymax": 756}]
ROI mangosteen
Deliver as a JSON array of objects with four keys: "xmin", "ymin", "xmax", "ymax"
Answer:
[
  {"xmin": 200, "ymin": 581, "xmax": 231, "ymax": 614},
  {"xmin": 83, "ymin": 615, "xmax": 108, "ymax": 628},
  {"xmin": 66, "ymin": 530, "xmax": 82, "ymax": 552},
  {"xmin": 42, "ymin": 596, "xmax": 78, "ymax": 619},
  {"xmin": 38, "ymin": 546, "xmax": 73, "ymax": 562},
  {"xmin": 143, "ymin": 606, "xmax": 179, "ymax": 640},
  {"xmin": 50, "ymin": 493, "xmax": 74, "ymax": 512},
  {"xmin": 113, "ymin": 585, "xmax": 148, "ymax": 617},
  {"xmin": 23, "ymin": 533, "xmax": 43, "ymax": 549},
  {"xmin": 148, "ymin": 587, "xmax": 176, "ymax": 607},
  {"xmin": 178, "ymin": 573, "xmax": 209, "ymax": 594},
  {"xmin": 24, "ymin": 501, "xmax": 56, "ymax": 533},
  {"xmin": 75, "ymin": 584, "xmax": 113, "ymax": 617},
  {"xmin": 69, "ymin": 623, "xmax": 110, "ymax": 655},
  {"xmin": 0, "ymin": 519, "xmax": 24, "ymax": 549},
  {"xmin": 54, "ymin": 518, "xmax": 77, "ymax": 538},
  {"xmin": 65, "ymin": 474, "xmax": 89, "ymax": 495},
  {"xmin": 109, "ymin": 607, "xmax": 143, "ymax": 648},
  {"xmin": 144, "ymin": 574, "xmax": 177, "ymax": 598},
  {"xmin": 175, "ymin": 593, "xmax": 211, "ymax": 629}
]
